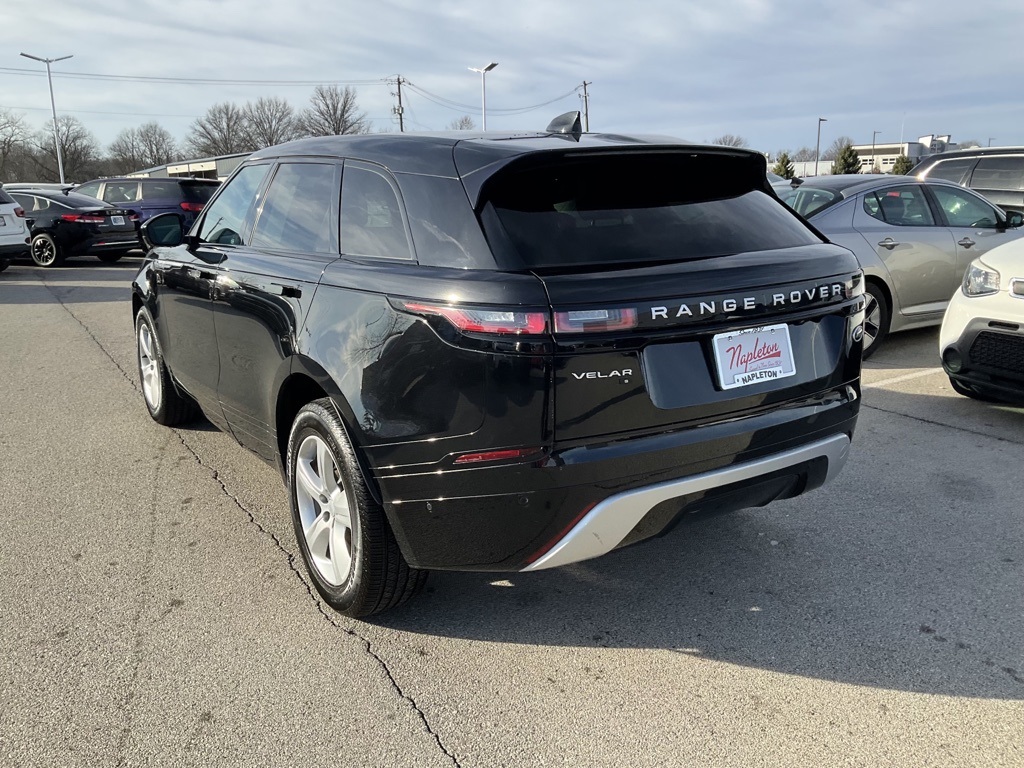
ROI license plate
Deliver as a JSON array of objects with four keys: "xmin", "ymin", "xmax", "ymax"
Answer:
[
  {"xmin": 110, "ymin": 215, "xmax": 124, "ymax": 226},
  {"xmin": 712, "ymin": 323, "xmax": 797, "ymax": 390}
]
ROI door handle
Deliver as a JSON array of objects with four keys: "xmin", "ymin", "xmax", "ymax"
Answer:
[
  {"xmin": 958, "ymin": 237, "xmax": 976, "ymax": 248},
  {"xmin": 877, "ymin": 238, "xmax": 899, "ymax": 250}
]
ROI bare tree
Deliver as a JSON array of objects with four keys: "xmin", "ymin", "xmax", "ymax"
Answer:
[
  {"xmin": 448, "ymin": 115, "xmax": 476, "ymax": 130},
  {"xmin": 187, "ymin": 102, "xmax": 256, "ymax": 157},
  {"xmin": 108, "ymin": 122, "xmax": 178, "ymax": 175},
  {"xmin": 298, "ymin": 85, "xmax": 369, "ymax": 137},
  {"xmin": 136, "ymin": 122, "xmax": 178, "ymax": 167},
  {"xmin": 791, "ymin": 146, "xmax": 816, "ymax": 162},
  {"xmin": 34, "ymin": 115, "xmax": 101, "ymax": 182},
  {"xmin": 822, "ymin": 135, "xmax": 855, "ymax": 162},
  {"xmin": 244, "ymin": 97, "xmax": 301, "ymax": 148},
  {"xmin": 709, "ymin": 134, "xmax": 748, "ymax": 148},
  {"xmin": 958, "ymin": 138, "xmax": 982, "ymax": 149},
  {"xmin": 0, "ymin": 108, "xmax": 30, "ymax": 180}
]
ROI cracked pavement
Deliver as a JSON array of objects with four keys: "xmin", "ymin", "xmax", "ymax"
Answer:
[{"xmin": 1, "ymin": 260, "xmax": 1022, "ymax": 767}]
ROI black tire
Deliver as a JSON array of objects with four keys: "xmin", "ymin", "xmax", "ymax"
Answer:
[
  {"xmin": 287, "ymin": 398, "xmax": 427, "ymax": 618},
  {"xmin": 96, "ymin": 252, "xmax": 124, "ymax": 263},
  {"xmin": 135, "ymin": 307, "xmax": 200, "ymax": 426},
  {"xmin": 30, "ymin": 233, "xmax": 64, "ymax": 268},
  {"xmin": 862, "ymin": 281, "xmax": 890, "ymax": 359}
]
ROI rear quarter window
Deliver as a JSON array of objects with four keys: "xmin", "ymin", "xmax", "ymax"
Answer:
[{"xmin": 483, "ymin": 153, "xmax": 821, "ymax": 270}]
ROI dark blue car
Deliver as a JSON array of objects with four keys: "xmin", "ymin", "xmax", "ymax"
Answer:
[{"xmin": 73, "ymin": 177, "xmax": 220, "ymax": 227}]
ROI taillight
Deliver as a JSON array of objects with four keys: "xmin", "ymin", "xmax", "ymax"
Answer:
[
  {"xmin": 61, "ymin": 213, "xmax": 105, "ymax": 223},
  {"xmin": 553, "ymin": 308, "xmax": 638, "ymax": 333},
  {"xmin": 453, "ymin": 448, "xmax": 540, "ymax": 465},
  {"xmin": 180, "ymin": 202, "xmax": 204, "ymax": 213},
  {"xmin": 398, "ymin": 300, "xmax": 548, "ymax": 335},
  {"xmin": 14, "ymin": 207, "xmax": 25, "ymax": 218},
  {"xmin": 129, "ymin": 212, "xmax": 140, "ymax": 221}
]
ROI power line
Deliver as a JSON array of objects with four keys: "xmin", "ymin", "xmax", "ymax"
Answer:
[
  {"xmin": 0, "ymin": 103, "xmax": 199, "ymax": 118},
  {"xmin": 0, "ymin": 66, "xmax": 389, "ymax": 87},
  {"xmin": 403, "ymin": 81, "xmax": 581, "ymax": 115}
]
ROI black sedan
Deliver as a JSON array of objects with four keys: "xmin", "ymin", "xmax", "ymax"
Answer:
[{"xmin": 8, "ymin": 188, "xmax": 140, "ymax": 267}]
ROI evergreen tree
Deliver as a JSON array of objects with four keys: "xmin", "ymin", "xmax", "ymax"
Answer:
[
  {"xmin": 891, "ymin": 154, "xmax": 913, "ymax": 175},
  {"xmin": 772, "ymin": 151, "xmax": 796, "ymax": 180},
  {"xmin": 831, "ymin": 143, "xmax": 861, "ymax": 175}
]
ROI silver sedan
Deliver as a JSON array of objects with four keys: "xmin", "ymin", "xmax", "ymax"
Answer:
[{"xmin": 776, "ymin": 174, "xmax": 1024, "ymax": 356}]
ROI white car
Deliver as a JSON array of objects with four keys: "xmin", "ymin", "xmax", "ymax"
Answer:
[
  {"xmin": 939, "ymin": 238, "xmax": 1024, "ymax": 403},
  {"xmin": 0, "ymin": 186, "xmax": 31, "ymax": 271}
]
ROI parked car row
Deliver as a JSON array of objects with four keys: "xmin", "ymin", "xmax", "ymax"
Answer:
[
  {"xmin": 0, "ymin": 176, "xmax": 219, "ymax": 268},
  {"xmin": 774, "ymin": 174, "xmax": 1024, "ymax": 357}
]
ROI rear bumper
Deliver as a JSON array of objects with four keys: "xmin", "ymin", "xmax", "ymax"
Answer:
[
  {"xmin": 0, "ymin": 241, "xmax": 29, "ymax": 257},
  {"xmin": 378, "ymin": 383, "xmax": 859, "ymax": 571},
  {"xmin": 525, "ymin": 433, "xmax": 849, "ymax": 570}
]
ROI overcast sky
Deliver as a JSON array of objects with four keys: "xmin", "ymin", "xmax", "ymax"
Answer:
[{"xmin": 3, "ymin": 0, "xmax": 1023, "ymax": 157}]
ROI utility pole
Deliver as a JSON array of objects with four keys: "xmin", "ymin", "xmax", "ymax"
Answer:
[
  {"xmin": 392, "ymin": 76, "xmax": 405, "ymax": 133},
  {"xmin": 581, "ymin": 81, "xmax": 591, "ymax": 132}
]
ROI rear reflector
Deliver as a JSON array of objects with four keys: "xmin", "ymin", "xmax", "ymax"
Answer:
[
  {"xmin": 554, "ymin": 308, "xmax": 637, "ymax": 333},
  {"xmin": 61, "ymin": 213, "xmax": 105, "ymax": 223},
  {"xmin": 399, "ymin": 300, "xmax": 548, "ymax": 335},
  {"xmin": 453, "ymin": 447, "xmax": 539, "ymax": 465}
]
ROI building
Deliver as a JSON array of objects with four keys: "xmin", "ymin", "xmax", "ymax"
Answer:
[
  {"xmin": 128, "ymin": 152, "xmax": 250, "ymax": 181},
  {"xmin": 791, "ymin": 135, "xmax": 957, "ymax": 178}
]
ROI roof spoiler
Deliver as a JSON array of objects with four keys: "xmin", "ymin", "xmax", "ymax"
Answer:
[{"xmin": 545, "ymin": 111, "xmax": 582, "ymax": 141}]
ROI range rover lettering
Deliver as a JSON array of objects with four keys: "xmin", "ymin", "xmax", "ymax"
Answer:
[{"xmin": 132, "ymin": 114, "xmax": 864, "ymax": 617}]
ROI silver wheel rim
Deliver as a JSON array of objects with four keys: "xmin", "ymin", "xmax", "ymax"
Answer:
[
  {"xmin": 33, "ymin": 237, "xmax": 55, "ymax": 266},
  {"xmin": 863, "ymin": 293, "xmax": 882, "ymax": 351},
  {"xmin": 138, "ymin": 322, "xmax": 162, "ymax": 411},
  {"xmin": 295, "ymin": 434, "xmax": 353, "ymax": 586}
]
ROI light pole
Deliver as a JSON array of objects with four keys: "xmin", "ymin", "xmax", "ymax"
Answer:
[
  {"xmin": 468, "ymin": 62, "xmax": 498, "ymax": 131},
  {"xmin": 21, "ymin": 52, "xmax": 73, "ymax": 184},
  {"xmin": 815, "ymin": 117, "xmax": 827, "ymax": 177},
  {"xmin": 871, "ymin": 130, "xmax": 880, "ymax": 173}
]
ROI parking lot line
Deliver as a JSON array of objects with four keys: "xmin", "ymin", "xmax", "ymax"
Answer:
[{"xmin": 862, "ymin": 367, "xmax": 944, "ymax": 388}]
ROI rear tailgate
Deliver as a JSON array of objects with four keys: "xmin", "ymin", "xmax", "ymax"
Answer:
[
  {"xmin": 476, "ymin": 147, "xmax": 863, "ymax": 442},
  {"xmin": 540, "ymin": 249, "xmax": 861, "ymax": 441}
]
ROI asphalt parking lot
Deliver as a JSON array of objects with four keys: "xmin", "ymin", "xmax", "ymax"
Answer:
[{"xmin": 1, "ymin": 257, "xmax": 1021, "ymax": 767}]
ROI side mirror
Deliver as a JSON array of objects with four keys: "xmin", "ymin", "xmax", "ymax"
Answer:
[
  {"xmin": 1005, "ymin": 210, "xmax": 1024, "ymax": 229},
  {"xmin": 140, "ymin": 212, "xmax": 184, "ymax": 249}
]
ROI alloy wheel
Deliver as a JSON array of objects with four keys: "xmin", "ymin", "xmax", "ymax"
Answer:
[
  {"xmin": 32, "ymin": 237, "xmax": 57, "ymax": 266},
  {"xmin": 137, "ymin": 322, "xmax": 162, "ymax": 411},
  {"xmin": 863, "ymin": 292, "xmax": 882, "ymax": 352},
  {"xmin": 295, "ymin": 434, "xmax": 353, "ymax": 586}
]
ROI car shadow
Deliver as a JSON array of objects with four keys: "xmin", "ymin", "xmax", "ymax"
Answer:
[
  {"xmin": 865, "ymin": 327, "xmax": 942, "ymax": 370},
  {"xmin": 375, "ymin": 390, "xmax": 1024, "ymax": 701}
]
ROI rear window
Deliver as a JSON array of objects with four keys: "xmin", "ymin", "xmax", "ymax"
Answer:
[
  {"xmin": 179, "ymin": 182, "xmax": 219, "ymax": 204},
  {"xmin": 0, "ymin": 188, "xmax": 15, "ymax": 205},
  {"xmin": 483, "ymin": 153, "xmax": 820, "ymax": 270},
  {"xmin": 776, "ymin": 186, "xmax": 843, "ymax": 218}
]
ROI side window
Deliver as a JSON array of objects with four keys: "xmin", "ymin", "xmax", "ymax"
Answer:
[
  {"xmin": 931, "ymin": 186, "xmax": 1000, "ymax": 229},
  {"xmin": 142, "ymin": 181, "xmax": 180, "ymax": 198},
  {"xmin": 198, "ymin": 164, "xmax": 270, "ymax": 245},
  {"xmin": 863, "ymin": 186, "xmax": 934, "ymax": 226},
  {"xmin": 75, "ymin": 182, "xmax": 102, "ymax": 199},
  {"xmin": 251, "ymin": 163, "xmax": 338, "ymax": 253},
  {"xmin": 103, "ymin": 181, "xmax": 139, "ymax": 203},
  {"xmin": 13, "ymin": 194, "xmax": 50, "ymax": 212},
  {"xmin": 969, "ymin": 156, "xmax": 1024, "ymax": 191},
  {"xmin": 922, "ymin": 158, "xmax": 975, "ymax": 184},
  {"xmin": 340, "ymin": 163, "xmax": 413, "ymax": 260}
]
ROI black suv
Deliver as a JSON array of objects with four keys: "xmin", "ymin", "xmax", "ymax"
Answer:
[
  {"xmin": 132, "ymin": 118, "xmax": 865, "ymax": 617},
  {"xmin": 914, "ymin": 147, "xmax": 1024, "ymax": 214}
]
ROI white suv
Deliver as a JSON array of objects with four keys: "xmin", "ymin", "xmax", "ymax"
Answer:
[
  {"xmin": 0, "ymin": 187, "xmax": 30, "ymax": 271},
  {"xmin": 940, "ymin": 238, "xmax": 1024, "ymax": 403}
]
